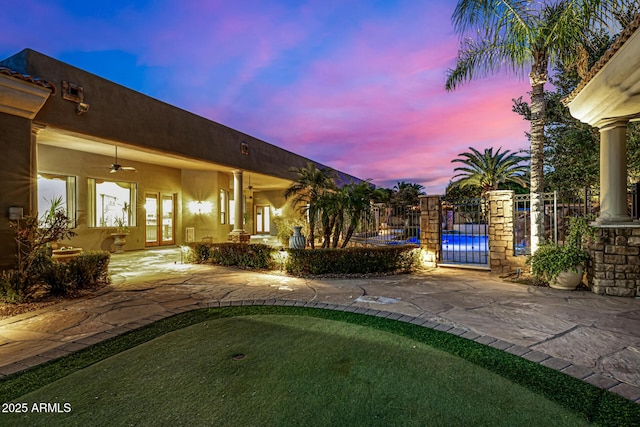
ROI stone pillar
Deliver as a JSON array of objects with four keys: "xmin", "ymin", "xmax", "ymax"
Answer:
[
  {"xmin": 419, "ymin": 195, "xmax": 441, "ymax": 267},
  {"xmin": 228, "ymin": 170, "xmax": 249, "ymax": 243},
  {"xmin": 486, "ymin": 190, "xmax": 527, "ymax": 274},
  {"xmin": 597, "ymin": 120, "xmax": 632, "ymax": 224},
  {"xmin": 587, "ymin": 226, "xmax": 640, "ymax": 297}
]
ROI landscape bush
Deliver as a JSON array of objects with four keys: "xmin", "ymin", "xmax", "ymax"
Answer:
[
  {"xmin": 285, "ymin": 246, "xmax": 419, "ymax": 275},
  {"xmin": 189, "ymin": 243, "xmax": 276, "ymax": 269},
  {"xmin": 1, "ymin": 251, "xmax": 111, "ymax": 301}
]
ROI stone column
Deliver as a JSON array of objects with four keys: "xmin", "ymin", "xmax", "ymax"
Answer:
[
  {"xmin": 228, "ymin": 170, "xmax": 249, "ymax": 242},
  {"xmin": 419, "ymin": 195, "xmax": 441, "ymax": 267},
  {"xmin": 597, "ymin": 119, "xmax": 632, "ymax": 224},
  {"xmin": 486, "ymin": 190, "xmax": 527, "ymax": 274}
]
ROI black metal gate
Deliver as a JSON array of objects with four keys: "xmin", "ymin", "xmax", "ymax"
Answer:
[{"xmin": 440, "ymin": 197, "xmax": 489, "ymax": 266}]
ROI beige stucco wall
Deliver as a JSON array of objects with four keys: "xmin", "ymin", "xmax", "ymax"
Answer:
[
  {"xmin": 0, "ymin": 48, "xmax": 359, "ymax": 267},
  {"xmin": 0, "ymin": 112, "xmax": 33, "ymax": 268},
  {"xmin": 181, "ymin": 170, "xmax": 234, "ymax": 242},
  {"xmin": 38, "ymin": 144, "xmax": 183, "ymax": 252}
]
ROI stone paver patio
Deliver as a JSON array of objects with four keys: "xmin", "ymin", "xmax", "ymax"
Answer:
[{"xmin": 1, "ymin": 247, "xmax": 640, "ymax": 402}]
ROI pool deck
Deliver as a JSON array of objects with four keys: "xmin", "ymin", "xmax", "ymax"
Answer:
[{"xmin": 1, "ymin": 247, "xmax": 640, "ymax": 402}]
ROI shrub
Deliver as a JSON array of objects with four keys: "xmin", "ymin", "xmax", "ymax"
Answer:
[
  {"xmin": 188, "ymin": 243, "xmax": 276, "ymax": 269},
  {"xmin": 527, "ymin": 217, "xmax": 595, "ymax": 283},
  {"xmin": 285, "ymin": 246, "xmax": 419, "ymax": 275},
  {"xmin": 40, "ymin": 261, "xmax": 74, "ymax": 296},
  {"xmin": 68, "ymin": 251, "xmax": 111, "ymax": 289},
  {"xmin": 0, "ymin": 270, "xmax": 25, "ymax": 303}
]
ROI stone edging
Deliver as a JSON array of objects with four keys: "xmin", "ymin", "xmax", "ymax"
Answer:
[{"xmin": 1, "ymin": 298, "xmax": 639, "ymax": 403}]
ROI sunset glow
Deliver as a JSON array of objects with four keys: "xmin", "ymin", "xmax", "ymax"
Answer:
[{"xmin": 1, "ymin": 0, "xmax": 531, "ymax": 193}]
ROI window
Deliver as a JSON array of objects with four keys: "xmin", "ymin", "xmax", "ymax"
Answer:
[
  {"xmin": 88, "ymin": 178, "xmax": 137, "ymax": 227},
  {"xmin": 229, "ymin": 195, "xmax": 246, "ymax": 226},
  {"xmin": 37, "ymin": 173, "xmax": 77, "ymax": 226},
  {"xmin": 220, "ymin": 189, "xmax": 227, "ymax": 224}
]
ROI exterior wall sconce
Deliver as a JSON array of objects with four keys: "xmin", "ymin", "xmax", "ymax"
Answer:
[
  {"xmin": 188, "ymin": 201, "xmax": 213, "ymax": 215},
  {"xmin": 241, "ymin": 142, "xmax": 249, "ymax": 155},
  {"xmin": 76, "ymin": 102, "xmax": 90, "ymax": 115}
]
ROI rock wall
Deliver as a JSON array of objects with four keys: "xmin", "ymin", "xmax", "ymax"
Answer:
[{"xmin": 587, "ymin": 227, "xmax": 640, "ymax": 297}]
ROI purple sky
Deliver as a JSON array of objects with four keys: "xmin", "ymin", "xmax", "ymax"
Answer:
[{"xmin": 1, "ymin": 0, "xmax": 531, "ymax": 193}]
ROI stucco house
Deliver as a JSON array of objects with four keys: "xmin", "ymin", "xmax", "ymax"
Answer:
[{"xmin": 0, "ymin": 48, "xmax": 357, "ymax": 268}]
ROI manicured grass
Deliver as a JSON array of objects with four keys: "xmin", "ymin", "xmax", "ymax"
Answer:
[{"xmin": 1, "ymin": 306, "xmax": 639, "ymax": 426}]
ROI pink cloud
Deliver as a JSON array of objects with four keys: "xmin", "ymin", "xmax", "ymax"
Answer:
[{"xmin": 1, "ymin": 1, "xmax": 534, "ymax": 194}]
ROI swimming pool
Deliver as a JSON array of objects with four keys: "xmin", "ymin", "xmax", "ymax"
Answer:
[{"xmin": 441, "ymin": 233, "xmax": 488, "ymax": 265}]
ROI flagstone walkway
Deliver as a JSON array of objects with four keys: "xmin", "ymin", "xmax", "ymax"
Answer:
[{"xmin": 1, "ymin": 247, "xmax": 640, "ymax": 402}]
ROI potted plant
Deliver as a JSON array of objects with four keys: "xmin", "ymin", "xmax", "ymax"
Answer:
[
  {"xmin": 527, "ymin": 217, "xmax": 595, "ymax": 290},
  {"xmin": 110, "ymin": 213, "xmax": 130, "ymax": 253}
]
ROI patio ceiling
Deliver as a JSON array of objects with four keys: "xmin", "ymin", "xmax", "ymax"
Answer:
[
  {"xmin": 566, "ymin": 16, "xmax": 640, "ymax": 127},
  {"xmin": 36, "ymin": 126, "xmax": 293, "ymax": 192}
]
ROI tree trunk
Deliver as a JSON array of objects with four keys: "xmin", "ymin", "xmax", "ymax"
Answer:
[
  {"xmin": 341, "ymin": 226, "xmax": 355, "ymax": 248},
  {"xmin": 529, "ymin": 66, "xmax": 547, "ymax": 255},
  {"xmin": 308, "ymin": 216, "xmax": 316, "ymax": 249}
]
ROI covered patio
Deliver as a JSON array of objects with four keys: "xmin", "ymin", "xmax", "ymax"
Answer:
[{"xmin": 565, "ymin": 14, "xmax": 640, "ymax": 296}]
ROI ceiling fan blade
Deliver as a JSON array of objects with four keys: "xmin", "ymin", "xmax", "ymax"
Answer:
[{"xmin": 121, "ymin": 166, "xmax": 137, "ymax": 171}]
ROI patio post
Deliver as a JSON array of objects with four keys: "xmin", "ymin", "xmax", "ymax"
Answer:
[
  {"xmin": 597, "ymin": 119, "xmax": 632, "ymax": 224},
  {"xmin": 229, "ymin": 169, "xmax": 249, "ymax": 243}
]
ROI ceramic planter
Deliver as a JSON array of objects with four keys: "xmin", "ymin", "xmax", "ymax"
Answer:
[
  {"xmin": 549, "ymin": 265, "xmax": 584, "ymax": 290},
  {"xmin": 289, "ymin": 226, "xmax": 306, "ymax": 249}
]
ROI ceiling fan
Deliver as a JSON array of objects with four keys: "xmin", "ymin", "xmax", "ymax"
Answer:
[{"xmin": 109, "ymin": 146, "xmax": 136, "ymax": 173}]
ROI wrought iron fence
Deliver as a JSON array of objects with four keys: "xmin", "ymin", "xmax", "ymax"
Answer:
[
  {"xmin": 514, "ymin": 188, "xmax": 601, "ymax": 256},
  {"xmin": 440, "ymin": 197, "xmax": 489, "ymax": 266},
  {"xmin": 348, "ymin": 205, "xmax": 421, "ymax": 246}
]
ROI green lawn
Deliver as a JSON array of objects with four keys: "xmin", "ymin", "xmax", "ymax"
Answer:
[{"xmin": 1, "ymin": 307, "xmax": 638, "ymax": 426}]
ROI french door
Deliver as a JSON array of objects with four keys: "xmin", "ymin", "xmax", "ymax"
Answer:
[
  {"xmin": 255, "ymin": 205, "xmax": 270, "ymax": 234},
  {"xmin": 145, "ymin": 193, "xmax": 175, "ymax": 246}
]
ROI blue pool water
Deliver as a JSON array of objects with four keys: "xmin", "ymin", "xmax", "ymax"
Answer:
[
  {"xmin": 442, "ymin": 233, "xmax": 488, "ymax": 250},
  {"xmin": 441, "ymin": 233, "xmax": 488, "ymax": 265}
]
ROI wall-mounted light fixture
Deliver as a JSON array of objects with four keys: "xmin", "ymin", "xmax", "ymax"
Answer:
[
  {"xmin": 272, "ymin": 207, "xmax": 283, "ymax": 216},
  {"xmin": 188, "ymin": 200, "xmax": 213, "ymax": 215},
  {"xmin": 76, "ymin": 102, "xmax": 90, "ymax": 115}
]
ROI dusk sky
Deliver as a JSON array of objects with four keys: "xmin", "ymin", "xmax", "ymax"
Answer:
[{"xmin": 1, "ymin": 0, "xmax": 531, "ymax": 193}]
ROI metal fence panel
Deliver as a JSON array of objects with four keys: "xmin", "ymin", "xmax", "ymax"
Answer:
[
  {"xmin": 349, "ymin": 205, "xmax": 420, "ymax": 246},
  {"xmin": 440, "ymin": 198, "xmax": 489, "ymax": 266},
  {"xmin": 514, "ymin": 188, "xmax": 600, "ymax": 256}
]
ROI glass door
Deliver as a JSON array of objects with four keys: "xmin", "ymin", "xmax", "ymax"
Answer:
[
  {"xmin": 255, "ymin": 205, "xmax": 270, "ymax": 234},
  {"xmin": 145, "ymin": 193, "xmax": 175, "ymax": 246},
  {"xmin": 145, "ymin": 194, "xmax": 158, "ymax": 246},
  {"xmin": 161, "ymin": 195, "xmax": 175, "ymax": 244}
]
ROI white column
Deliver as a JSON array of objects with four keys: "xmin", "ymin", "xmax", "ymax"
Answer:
[
  {"xmin": 232, "ymin": 170, "xmax": 245, "ymax": 233},
  {"xmin": 597, "ymin": 119, "xmax": 632, "ymax": 224}
]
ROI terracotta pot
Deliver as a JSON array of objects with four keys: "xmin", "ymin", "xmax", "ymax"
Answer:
[{"xmin": 549, "ymin": 265, "xmax": 584, "ymax": 290}]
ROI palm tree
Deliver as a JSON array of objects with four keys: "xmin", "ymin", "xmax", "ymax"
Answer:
[
  {"xmin": 445, "ymin": 0, "xmax": 627, "ymax": 254},
  {"xmin": 317, "ymin": 189, "xmax": 345, "ymax": 248},
  {"xmin": 451, "ymin": 147, "xmax": 529, "ymax": 194},
  {"xmin": 341, "ymin": 181, "xmax": 375, "ymax": 247},
  {"xmin": 284, "ymin": 162, "xmax": 337, "ymax": 249},
  {"xmin": 392, "ymin": 181, "xmax": 426, "ymax": 208}
]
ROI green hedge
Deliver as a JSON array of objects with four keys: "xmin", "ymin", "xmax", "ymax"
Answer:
[
  {"xmin": 188, "ymin": 243, "xmax": 276, "ymax": 269},
  {"xmin": 285, "ymin": 246, "xmax": 419, "ymax": 275},
  {"xmin": 0, "ymin": 251, "xmax": 111, "ymax": 301},
  {"xmin": 41, "ymin": 251, "xmax": 111, "ymax": 296}
]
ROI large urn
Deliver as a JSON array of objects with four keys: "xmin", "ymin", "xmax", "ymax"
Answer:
[{"xmin": 289, "ymin": 226, "xmax": 306, "ymax": 249}]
